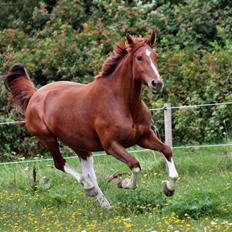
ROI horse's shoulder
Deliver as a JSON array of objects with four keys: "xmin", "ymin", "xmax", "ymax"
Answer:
[{"xmin": 133, "ymin": 101, "xmax": 151, "ymax": 123}]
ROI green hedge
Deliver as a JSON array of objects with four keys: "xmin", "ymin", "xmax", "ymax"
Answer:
[{"xmin": 0, "ymin": 0, "xmax": 231, "ymax": 160}]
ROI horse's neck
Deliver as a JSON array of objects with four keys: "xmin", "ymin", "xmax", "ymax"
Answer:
[{"xmin": 110, "ymin": 57, "xmax": 142, "ymax": 116}]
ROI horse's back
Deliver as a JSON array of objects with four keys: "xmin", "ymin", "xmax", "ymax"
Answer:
[
  {"xmin": 37, "ymin": 81, "xmax": 84, "ymax": 92},
  {"xmin": 29, "ymin": 80, "xmax": 86, "ymax": 103},
  {"xmin": 26, "ymin": 81, "xmax": 86, "ymax": 120}
]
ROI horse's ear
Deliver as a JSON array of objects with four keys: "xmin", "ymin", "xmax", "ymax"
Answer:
[
  {"xmin": 147, "ymin": 29, "xmax": 156, "ymax": 47},
  {"xmin": 126, "ymin": 33, "xmax": 134, "ymax": 45}
]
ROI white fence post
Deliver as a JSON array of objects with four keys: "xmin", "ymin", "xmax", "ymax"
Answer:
[{"xmin": 164, "ymin": 103, "xmax": 173, "ymax": 148}]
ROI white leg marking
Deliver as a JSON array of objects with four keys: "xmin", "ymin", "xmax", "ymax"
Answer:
[
  {"xmin": 120, "ymin": 167, "xmax": 140, "ymax": 189},
  {"xmin": 64, "ymin": 163, "xmax": 93, "ymax": 190},
  {"xmin": 64, "ymin": 164, "xmax": 81, "ymax": 182},
  {"xmin": 81, "ymin": 157, "xmax": 111, "ymax": 209},
  {"xmin": 131, "ymin": 167, "xmax": 140, "ymax": 187},
  {"xmin": 146, "ymin": 49, "xmax": 161, "ymax": 81},
  {"xmin": 166, "ymin": 158, "xmax": 178, "ymax": 190}
]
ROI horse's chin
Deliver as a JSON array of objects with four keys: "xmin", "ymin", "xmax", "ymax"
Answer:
[
  {"xmin": 148, "ymin": 83, "xmax": 163, "ymax": 94},
  {"xmin": 150, "ymin": 87, "xmax": 163, "ymax": 94}
]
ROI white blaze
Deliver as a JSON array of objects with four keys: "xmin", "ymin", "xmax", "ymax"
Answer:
[
  {"xmin": 24, "ymin": 68, "xmax": 30, "ymax": 78},
  {"xmin": 146, "ymin": 49, "xmax": 161, "ymax": 81}
]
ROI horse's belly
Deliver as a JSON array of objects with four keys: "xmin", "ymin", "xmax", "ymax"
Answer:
[
  {"xmin": 61, "ymin": 136, "xmax": 103, "ymax": 152},
  {"xmin": 54, "ymin": 125, "xmax": 103, "ymax": 152}
]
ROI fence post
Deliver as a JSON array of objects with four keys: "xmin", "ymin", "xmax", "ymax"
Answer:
[{"xmin": 164, "ymin": 103, "xmax": 173, "ymax": 148}]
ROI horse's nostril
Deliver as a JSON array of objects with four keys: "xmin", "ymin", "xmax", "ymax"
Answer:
[{"xmin": 151, "ymin": 80, "xmax": 157, "ymax": 88}]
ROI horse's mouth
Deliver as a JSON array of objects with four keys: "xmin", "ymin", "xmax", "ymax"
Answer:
[{"xmin": 150, "ymin": 86, "xmax": 163, "ymax": 94}]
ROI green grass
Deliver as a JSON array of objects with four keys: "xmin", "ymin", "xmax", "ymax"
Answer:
[{"xmin": 0, "ymin": 146, "xmax": 232, "ymax": 231}]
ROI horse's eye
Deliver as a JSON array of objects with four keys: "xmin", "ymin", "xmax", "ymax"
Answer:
[{"xmin": 136, "ymin": 56, "xmax": 143, "ymax": 61}]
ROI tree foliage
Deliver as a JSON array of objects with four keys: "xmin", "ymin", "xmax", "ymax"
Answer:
[{"xmin": 0, "ymin": 0, "xmax": 231, "ymax": 159}]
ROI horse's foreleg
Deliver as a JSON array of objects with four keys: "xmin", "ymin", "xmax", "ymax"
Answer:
[
  {"xmin": 104, "ymin": 141, "xmax": 141, "ymax": 189},
  {"xmin": 118, "ymin": 166, "xmax": 140, "ymax": 189},
  {"xmin": 138, "ymin": 130, "xmax": 178, "ymax": 196},
  {"xmin": 80, "ymin": 155, "xmax": 111, "ymax": 209}
]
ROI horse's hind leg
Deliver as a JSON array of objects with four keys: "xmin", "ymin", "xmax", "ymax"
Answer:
[
  {"xmin": 36, "ymin": 134, "xmax": 94, "ymax": 191},
  {"xmin": 77, "ymin": 152, "xmax": 111, "ymax": 209},
  {"xmin": 38, "ymin": 135, "xmax": 66, "ymax": 171}
]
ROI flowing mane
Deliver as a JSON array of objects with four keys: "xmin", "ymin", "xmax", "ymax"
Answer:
[
  {"xmin": 96, "ymin": 41, "xmax": 128, "ymax": 79},
  {"xmin": 96, "ymin": 37, "xmax": 145, "ymax": 79}
]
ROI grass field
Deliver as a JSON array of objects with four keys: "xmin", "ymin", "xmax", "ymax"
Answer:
[{"xmin": 0, "ymin": 146, "xmax": 232, "ymax": 232}]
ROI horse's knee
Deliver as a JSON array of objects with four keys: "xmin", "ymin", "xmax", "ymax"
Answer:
[
  {"xmin": 162, "ymin": 145, "xmax": 172, "ymax": 161},
  {"xmin": 54, "ymin": 159, "xmax": 66, "ymax": 171}
]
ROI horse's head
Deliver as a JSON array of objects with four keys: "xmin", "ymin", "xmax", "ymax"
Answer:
[{"xmin": 127, "ymin": 30, "xmax": 163, "ymax": 93}]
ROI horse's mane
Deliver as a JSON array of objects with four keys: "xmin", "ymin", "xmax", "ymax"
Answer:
[
  {"xmin": 96, "ymin": 41, "xmax": 128, "ymax": 79},
  {"xmin": 96, "ymin": 37, "xmax": 144, "ymax": 79}
]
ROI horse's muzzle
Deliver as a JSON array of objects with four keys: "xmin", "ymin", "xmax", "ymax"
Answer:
[{"xmin": 149, "ymin": 80, "xmax": 164, "ymax": 93}]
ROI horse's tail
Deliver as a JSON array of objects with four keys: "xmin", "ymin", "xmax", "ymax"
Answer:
[{"xmin": 4, "ymin": 64, "xmax": 37, "ymax": 112}]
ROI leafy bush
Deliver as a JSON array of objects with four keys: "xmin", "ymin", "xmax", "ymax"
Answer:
[{"xmin": 158, "ymin": 46, "xmax": 232, "ymax": 144}]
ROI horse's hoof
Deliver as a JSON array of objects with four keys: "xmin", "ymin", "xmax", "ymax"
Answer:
[
  {"xmin": 85, "ymin": 186, "xmax": 98, "ymax": 197},
  {"xmin": 117, "ymin": 178, "xmax": 131, "ymax": 188},
  {"xmin": 118, "ymin": 178, "xmax": 136, "ymax": 189},
  {"xmin": 163, "ymin": 182, "xmax": 175, "ymax": 197}
]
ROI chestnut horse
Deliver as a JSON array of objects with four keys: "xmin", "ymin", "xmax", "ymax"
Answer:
[{"xmin": 4, "ymin": 31, "xmax": 178, "ymax": 209}]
